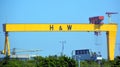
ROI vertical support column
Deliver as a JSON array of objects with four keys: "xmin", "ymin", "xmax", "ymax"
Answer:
[
  {"xmin": 106, "ymin": 31, "xmax": 117, "ymax": 60},
  {"xmin": 4, "ymin": 32, "xmax": 10, "ymax": 56}
]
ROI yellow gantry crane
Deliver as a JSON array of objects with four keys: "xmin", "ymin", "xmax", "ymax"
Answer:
[{"xmin": 2, "ymin": 23, "xmax": 117, "ymax": 60}]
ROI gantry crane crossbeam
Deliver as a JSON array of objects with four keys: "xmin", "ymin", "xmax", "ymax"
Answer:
[
  {"xmin": 3, "ymin": 23, "xmax": 118, "ymax": 60},
  {"xmin": 4, "ymin": 23, "xmax": 117, "ymax": 32}
]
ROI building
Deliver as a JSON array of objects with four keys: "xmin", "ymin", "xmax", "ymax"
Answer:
[
  {"xmin": 0, "ymin": 54, "xmax": 38, "ymax": 61},
  {"xmin": 72, "ymin": 49, "xmax": 102, "ymax": 61}
]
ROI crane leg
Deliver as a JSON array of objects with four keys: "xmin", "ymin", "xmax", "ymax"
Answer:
[
  {"xmin": 107, "ymin": 31, "xmax": 117, "ymax": 60},
  {"xmin": 4, "ymin": 32, "xmax": 10, "ymax": 56}
]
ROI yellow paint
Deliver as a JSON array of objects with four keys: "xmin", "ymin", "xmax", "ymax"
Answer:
[
  {"xmin": 4, "ymin": 33, "xmax": 10, "ymax": 56},
  {"xmin": 5, "ymin": 24, "xmax": 117, "ymax": 32},
  {"xmin": 107, "ymin": 31, "xmax": 117, "ymax": 60},
  {"xmin": 3, "ymin": 23, "xmax": 118, "ymax": 60}
]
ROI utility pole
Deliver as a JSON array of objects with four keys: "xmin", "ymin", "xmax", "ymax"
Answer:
[
  {"xmin": 77, "ymin": 55, "xmax": 81, "ymax": 67},
  {"xmin": 59, "ymin": 41, "xmax": 66, "ymax": 56}
]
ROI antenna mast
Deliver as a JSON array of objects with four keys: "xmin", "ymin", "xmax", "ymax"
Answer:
[{"xmin": 106, "ymin": 12, "xmax": 118, "ymax": 23}]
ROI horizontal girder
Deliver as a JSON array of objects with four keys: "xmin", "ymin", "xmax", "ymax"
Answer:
[{"xmin": 4, "ymin": 23, "xmax": 117, "ymax": 32}]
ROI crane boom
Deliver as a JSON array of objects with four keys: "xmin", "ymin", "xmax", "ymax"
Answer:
[
  {"xmin": 11, "ymin": 48, "xmax": 42, "ymax": 55},
  {"xmin": 106, "ymin": 12, "xmax": 118, "ymax": 15}
]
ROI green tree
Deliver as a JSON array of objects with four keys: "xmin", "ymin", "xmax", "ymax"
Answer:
[
  {"xmin": 0, "ymin": 55, "xmax": 78, "ymax": 67},
  {"xmin": 0, "ymin": 58, "xmax": 24, "ymax": 67}
]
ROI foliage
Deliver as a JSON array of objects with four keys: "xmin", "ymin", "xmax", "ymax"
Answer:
[
  {"xmin": 0, "ymin": 57, "xmax": 24, "ymax": 67},
  {"xmin": 0, "ymin": 55, "xmax": 77, "ymax": 67},
  {"xmin": 34, "ymin": 55, "xmax": 77, "ymax": 67},
  {"xmin": 80, "ymin": 56, "xmax": 120, "ymax": 67},
  {"xmin": 1, "ymin": 55, "xmax": 120, "ymax": 67},
  {"xmin": 111, "ymin": 56, "xmax": 120, "ymax": 67}
]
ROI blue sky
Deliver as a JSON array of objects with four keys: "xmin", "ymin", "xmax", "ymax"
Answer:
[{"xmin": 0, "ymin": 0, "xmax": 120, "ymax": 59}]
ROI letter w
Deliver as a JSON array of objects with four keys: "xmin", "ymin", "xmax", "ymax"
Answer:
[{"xmin": 67, "ymin": 25, "xmax": 72, "ymax": 30}]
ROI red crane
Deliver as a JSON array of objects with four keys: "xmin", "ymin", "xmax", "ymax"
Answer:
[{"xmin": 89, "ymin": 16, "xmax": 104, "ymax": 36}]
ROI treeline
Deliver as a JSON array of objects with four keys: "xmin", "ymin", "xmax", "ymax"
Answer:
[
  {"xmin": 80, "ymin": 56, "xmax": 120, "ymax": 67},
  {"xmin": 0, "ymin": 55, "xmax": 78, "ymax": 67},
  {"xmin": 0, "ymin": 55, "xmax": 120, "ymax": 67}
]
